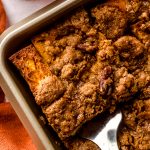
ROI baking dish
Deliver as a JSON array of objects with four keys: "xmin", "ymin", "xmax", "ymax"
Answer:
[{"xmin": 0, "ymin": 0, "xmax": 96, "ymax": 149}]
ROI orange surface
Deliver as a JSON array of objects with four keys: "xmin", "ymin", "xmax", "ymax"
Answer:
[
  {"xmin": 0, "ymin": 0, "xmax": 6, "ymax": 34},
  {"xmin": 0, "ymin": 102, "xmax": 37, "ymax": 150}
]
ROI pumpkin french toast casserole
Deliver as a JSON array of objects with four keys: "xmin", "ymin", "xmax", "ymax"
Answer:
[{"xmin": 9, "ymin": 0, "xmax": 150, "ymax": 149}]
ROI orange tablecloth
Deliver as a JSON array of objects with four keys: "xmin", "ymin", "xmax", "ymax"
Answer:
[{"xmin": 0, "ymin": 102, "xmax": 36, "ymax": 150}]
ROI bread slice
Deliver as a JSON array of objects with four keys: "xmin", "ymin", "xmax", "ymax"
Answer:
[
  {"xmin": 9, "ymin": 45, "xmax": 66, "ymax": 105},
  {"xmin": 43, "ymin": 82, "xmax": 108, "ymax": 140}
]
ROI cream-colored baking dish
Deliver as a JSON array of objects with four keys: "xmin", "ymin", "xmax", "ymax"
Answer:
[{"xmin": 0, "ymin": 0, "xmax": 96, "ymax": 149}]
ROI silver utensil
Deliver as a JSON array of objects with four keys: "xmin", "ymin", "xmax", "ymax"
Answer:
[{"xmin": 80, "ymin": 110, "xmax": 122, "ymax": 150}]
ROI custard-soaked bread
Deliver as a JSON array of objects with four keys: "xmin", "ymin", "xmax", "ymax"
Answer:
[{"xmin": 9, "ymin": 45, "xmax": 66, "ymax": 105}]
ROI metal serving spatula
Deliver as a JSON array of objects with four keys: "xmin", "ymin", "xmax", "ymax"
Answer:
[{"xmin": 80, "ymin": 110, "xmax": 122, "ymax": 150}]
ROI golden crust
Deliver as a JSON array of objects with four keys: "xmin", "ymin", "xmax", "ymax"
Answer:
[
  {"xmin": 9, "ymin": 45, "xmax": 51, "ymax": 91},
  {"xmin": 9, "ymin": 45, "xmax": 65, "ymax": 105}
]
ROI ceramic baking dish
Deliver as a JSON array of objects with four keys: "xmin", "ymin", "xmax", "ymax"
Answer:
[{"xmin": 0, "ymin": 0, "xmax": 97, "ymax": 149}]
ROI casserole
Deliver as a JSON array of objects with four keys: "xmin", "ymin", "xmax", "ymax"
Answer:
[{"xmin": 1, "ymin": 0, "xmax": 149, "ymax": 149}]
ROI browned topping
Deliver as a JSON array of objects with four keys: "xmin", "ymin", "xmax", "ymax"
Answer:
[
  {"xmin": 35, "ymin": 76, "xmax": 66, "ymax": 105},
  {"xmin": 77, "ymin": 36, "xmax": 98, "ymax": 52},
  {"xmin": 138, "ymin": 0, "xmax": 150, "ymax": 21},
  {"xmin": 119, "ymin": 98, "xmax": 150, "ymax": 150},
  {"xmin": 112, "ymin": 67, "xmax": 138, "ymax": 102},
  {"xmin": 125, "ymin": 0, "xmax": 141, "ymax": 22},
  {"xmin": 114, "ymin": 36, "xmax": 147, "ymax": 71},
  {"xmin": 134, "ymin": 70, "xmax": 150, "ymax": 89},
  {"xmin": 44, "ymin": 87, "xmax": 108, "ymax": 139},
  {"xmin": 91, "ymin": 4, "xmax": 127, "ymax": 39},
  {"xmin": 131, "ymin": 21, "xmax": 150, "ymax": 49}
]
